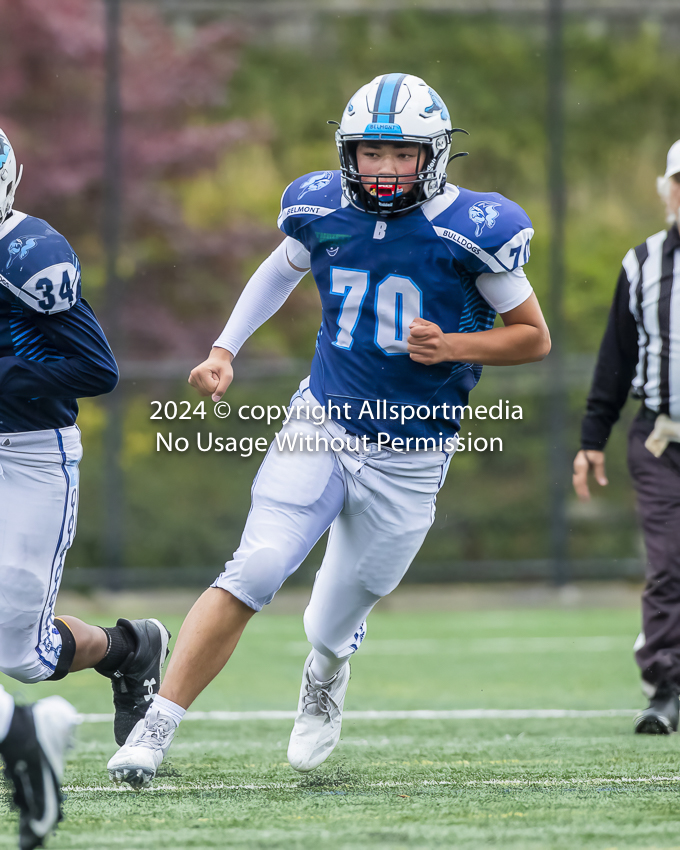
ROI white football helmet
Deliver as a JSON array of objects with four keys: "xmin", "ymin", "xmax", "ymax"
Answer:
[
  {"xmin": 0, "ymin": 128, "xmax": 22, "ymax": 226},
  {"xmin": 334, "ymin": 73, "xmax": 467, "ymax": 216}
]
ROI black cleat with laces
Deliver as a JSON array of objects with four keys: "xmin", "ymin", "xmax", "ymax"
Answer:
[
  {"xmin": 0, "ymin": 696, "xmax": 78, "ymax": 850},
  {"xmin": 634, "ymin": 681, "xmax": 679, "ymax": 735},
  {"xmin": 108, "ymin": 618, "xmax": 171, "ymax": 746}
]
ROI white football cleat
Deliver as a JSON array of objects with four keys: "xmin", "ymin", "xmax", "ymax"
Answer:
[
  {"xmin": 287, "ymin": 652, "xmax": 350, "ymax": 773},
  {"xmin": 33, "ymin": 695, "xmax": 80, "ymax": 783},
  {"xmin": 0, "ymin": 695, "xmax": 79, "ymax": 850},
  {"xmin": 107, "ymin": 704, "xmax": 177, "ymax": 790}
]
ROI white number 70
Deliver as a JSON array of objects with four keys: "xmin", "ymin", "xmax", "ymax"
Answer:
[{"xmin": 330, "ymin": 267, "xmax": 422, "ymax": 355}]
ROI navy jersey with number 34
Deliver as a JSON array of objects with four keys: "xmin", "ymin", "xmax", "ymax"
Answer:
[
  {"xmin": 0, "ymin": 212, "xmax": 118, "ymax": 432},
  {"xmin": 278, "ymin": 170, "xmax": 533, "ymax": 442}
]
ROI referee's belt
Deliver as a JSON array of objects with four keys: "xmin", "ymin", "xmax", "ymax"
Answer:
[
  {"xmin": 639, "ymin": 405, "xmax": 678, "ymax": 422},
  {"xmin": 639, "ymin": 405, "xmax": 658, "ymax": 421}
]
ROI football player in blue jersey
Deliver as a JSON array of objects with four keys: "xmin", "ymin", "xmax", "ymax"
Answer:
[
  {"xmin": 108, "ymin": 73, "xmax": 550, "ymax": 787},
  {"xmin": 0, "ymin": 129, "xmax": 171, "ymax": 765}
]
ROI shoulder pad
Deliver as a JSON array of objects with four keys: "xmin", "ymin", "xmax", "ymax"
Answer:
[
  {"xmin": 0, "ymin": 215, "xmax": 81, "ymax": 314},
  {"xmin": 277, "ymin": 171, "xmax": 343, "ymax": 239},
  {"xmin": 430, "ymin": 187, "xmax": 534, "ymax": 274}
]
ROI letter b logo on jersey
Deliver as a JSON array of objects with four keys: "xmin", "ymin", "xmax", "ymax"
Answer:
[{"xmin": 373, "ymin": 221, "xmax": 387, "ymax": 240}]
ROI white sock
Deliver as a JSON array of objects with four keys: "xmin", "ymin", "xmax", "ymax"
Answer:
[
  {"xmin": 310, "ymin": 651, "xmax": 348, "ymax": 684},
  {"xmin": 0, "ymin": 686, "xmax": 14, "ymax": 743},
  {"xmin": 152, "ymin": 695, "xmax": 186, "ymax": 726}
]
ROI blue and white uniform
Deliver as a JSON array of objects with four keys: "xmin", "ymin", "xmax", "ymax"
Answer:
[
  {"xmin": 211, "ymin": 172, "xmax": 534, "ymax": 665},
  {"xmin": 278, "ymin": 171, "xmax": 532, "ymax": 443},
  {"xmin": 0, "ymin": 211, "xmax": 118, "ymax": 683}
]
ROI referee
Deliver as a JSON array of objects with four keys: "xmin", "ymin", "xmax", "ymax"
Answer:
[{"xmin": 573, "ymin": 140, "xmax": 680, "ymax": 734}]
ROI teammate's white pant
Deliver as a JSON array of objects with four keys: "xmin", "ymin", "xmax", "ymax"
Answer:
[
  {"xmin": 213, "ymin": 381, "xmax": 452, "ymax": 663},
  {"xmin": 0, "ymin": 685, "xmax": 14, "ymax": 742},
  {"xmin": 0, "ymin": 427, "xmax": 81, "ymax": 683}
]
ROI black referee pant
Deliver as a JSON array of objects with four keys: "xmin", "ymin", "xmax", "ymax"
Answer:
[{"xmin": 629, "ymin": 412, "xmax": 680, "ymax": 689}]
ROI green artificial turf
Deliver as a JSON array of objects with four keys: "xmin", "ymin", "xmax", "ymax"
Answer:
[{"xmin": 4, "ymin": 604, "xmax": 680, "ymax": 849}]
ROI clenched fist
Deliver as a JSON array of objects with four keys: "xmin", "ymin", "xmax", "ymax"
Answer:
[
  {"xmin": 188, "ymin": 347, "xmax": 234, "ymax": 401},
  {"xmin": 407, "ymin": 317, "xmax": 453, "ymax": 365}
]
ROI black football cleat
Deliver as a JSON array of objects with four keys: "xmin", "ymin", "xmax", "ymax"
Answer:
[
  {"xmin": 634, "ymin": 682, "xmax": 679, "ymax": 735},
  {"xmin": 0, "ymin": 696, "xmax": 79, "ymax": 850},
  {"xmin": 109, "ymin": 618, "xmax": 171, "ymax": 746}
]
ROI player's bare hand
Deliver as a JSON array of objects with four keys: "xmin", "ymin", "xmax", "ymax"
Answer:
[
  {"xmin": 407, "ymin": 317, "xmax": 452, "ymax": 365},
  {"xmin": 188, "ymin": 347, "xmax": 234, "ymax": 402},
  {"xmin": 572, "ymin": 449, "xmax": 608, "ymax": 502}
]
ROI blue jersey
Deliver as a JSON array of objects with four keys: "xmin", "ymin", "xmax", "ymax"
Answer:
[
  {"xmin": 0, "ymin": 212, "xmax": 118, "ymax": 433},
  {"xmin": 278, "ymin": 171, "xmax": 533, "ymax": 442}
]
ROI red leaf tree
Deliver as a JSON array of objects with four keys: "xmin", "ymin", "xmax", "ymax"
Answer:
[{"xmin": 0, "ymin": 0, "xmax": 271, "ymax": 358}]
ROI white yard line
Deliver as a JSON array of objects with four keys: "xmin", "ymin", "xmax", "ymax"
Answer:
[
  {"xmin": 286, "ymin": 637, "xmax": 633, "ymax": 655},
  {"xmin": 62, "ymin": 775, "xmax": 680, "ymax": 793},
  {"xmin": 77, "ymin": 708, "xmax": 638, "ymax": 723}
]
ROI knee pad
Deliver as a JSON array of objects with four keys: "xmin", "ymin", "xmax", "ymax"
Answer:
[
  {"xmin": 217, "ymin": 546, "xmax": 290, "ymax": 610},
  {"xmin": 0, "ymin": 567, "xmax": 47, "ymax": 630},
  {"xmin": 44, "ymin": 618, "xmax": 76, "ymax": 681},
  {"xmin": 240, "ymin": 547, "xmax": 288, "ymax": 599}
]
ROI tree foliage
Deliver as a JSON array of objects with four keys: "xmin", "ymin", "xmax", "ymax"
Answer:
[{"xmin": 0, "ymin": 0, "xmax": 272, "ymax": 358}]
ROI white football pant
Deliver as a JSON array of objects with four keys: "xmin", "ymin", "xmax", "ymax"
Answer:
[
  {"xmin": 213, "ymin": 380, "xmax": 453, "ymax": 664},
  {"xmin": 0, "ymin": 685, "xmax": 13, "ymax": 741},
  {"xmin": 0, "ymin": 427, "xmax": 81, "ymax": 683}
]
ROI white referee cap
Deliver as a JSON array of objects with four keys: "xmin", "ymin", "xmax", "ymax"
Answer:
[{"xmin": 664, "ymin": 140, "xmax": 680, "ymax": 179}]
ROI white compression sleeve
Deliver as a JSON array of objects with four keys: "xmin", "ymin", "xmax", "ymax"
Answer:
[
  {"xmin": 475, "ymin": 267, "xmax": 533, "ymax": 314},
  {"xmin": 213, "ymin": 237, "xmax": 311, "ymax": 357}
]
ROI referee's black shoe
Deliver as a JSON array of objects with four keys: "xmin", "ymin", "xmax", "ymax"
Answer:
[
  {"xmin": 109, "ymin": 618, "xmax": 171, "ymax": 746},
  {"xmin": 0, "ymin": 696, "xmax": 79, "ymax": 850},
  {"xmin": 634, "ymin": 682, "xmax": 679, "ymax": 735}
]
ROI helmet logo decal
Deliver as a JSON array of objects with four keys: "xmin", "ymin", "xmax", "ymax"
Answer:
[
  {"xmin": 6, "ymin": 236, "xmax": 45, "ymax": 270},
  {"xmin": 468, "ymin": 202, "xmax": 501, "ymax": 237},
  {"xmin": 363, "ymin": 122, "xmax": 403, "ymax": 135},
  {"xmin": 297, "ymin": 171, "xmax": 333, "ymax": 200},
  {"xmin": 421, "ymin": 88, "xmax": 450, "ymax": 121}
]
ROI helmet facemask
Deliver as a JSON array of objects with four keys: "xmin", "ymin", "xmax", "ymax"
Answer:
[
  {"xmin": 0, "ymin": 130, "xmax": 22, "ymax": 226},
  {"xmin": 337, "ymin": 136, "xmax": 450, "ymax": 217}
]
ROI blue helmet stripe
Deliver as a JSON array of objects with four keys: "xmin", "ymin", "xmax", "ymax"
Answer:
[{"xmin": 372, "ymin": 73, "xmax": 407, "ymax": 124}]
